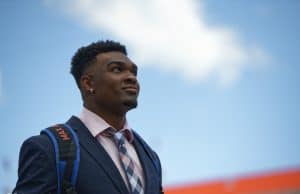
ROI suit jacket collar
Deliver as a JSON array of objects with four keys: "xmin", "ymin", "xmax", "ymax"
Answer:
[
  {"xmin": 66, "ymin": 116, "xmax": 157, "ymax": 194},
  {"xmin": 66, "ymin": 116, "xmax": 130, "ymax": 194},
  {"xmin": 78, "ymin": 107, "xmax": 133, "ymax": 141},
  {"xmin": 132, "ymin": 134, "xmax": 158, "ymax": 194}
]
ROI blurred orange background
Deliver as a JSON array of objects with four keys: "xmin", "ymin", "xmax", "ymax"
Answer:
[{"xmin": 165, "ymin": 168, "xmax": 300, "ymax": 194}]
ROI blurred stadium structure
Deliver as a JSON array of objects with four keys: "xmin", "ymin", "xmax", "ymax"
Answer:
[{"xmin": 165, "ymin": 167, "xmax": 300, "ymax": 194}]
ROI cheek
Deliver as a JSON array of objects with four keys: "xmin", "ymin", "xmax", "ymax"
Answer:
[
  {"xmin": 94, "ymin": 76, "xmax": 122, "ymax": 96},
  {"xmin": 104, "ymin": 82, "xmax": 121, "ymax": 96}
]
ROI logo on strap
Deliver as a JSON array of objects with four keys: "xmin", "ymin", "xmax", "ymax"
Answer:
[{"xmin": 55, "ymin": 126, "xmax": 71, "ymax": 141}]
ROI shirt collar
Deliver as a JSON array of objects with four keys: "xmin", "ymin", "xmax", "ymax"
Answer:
[{"xmin": 78, "ymin": 107, "xmax": 134, "ymax": 142}]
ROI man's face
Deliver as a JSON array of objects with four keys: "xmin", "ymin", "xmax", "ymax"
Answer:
[{"xmin": 84, "ymin": 51, "xmax": 140, "ymax": 114}]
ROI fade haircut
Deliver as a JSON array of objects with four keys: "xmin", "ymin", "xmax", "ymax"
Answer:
[{"xmin": 70, "ymin": 40, "xmax": 127, "ymax": 89}]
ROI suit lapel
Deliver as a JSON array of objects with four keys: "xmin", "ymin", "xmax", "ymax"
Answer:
[
  {"xmin": 66, "ymin": 116, "xmax": 129, "ymax": 194},
  {"xmin": 133, "ymin": 134, "xmax": 157, "ymax": 194}
]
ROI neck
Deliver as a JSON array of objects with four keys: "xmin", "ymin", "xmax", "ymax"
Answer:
[{"xmin": 84, "ymin": 103, "xmax": 126, "ymax": 130}]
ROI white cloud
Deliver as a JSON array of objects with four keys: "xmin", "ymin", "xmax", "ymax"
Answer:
[{"xmin": 46, "ymin": 0, "xmax": 269, "ymax": 85}]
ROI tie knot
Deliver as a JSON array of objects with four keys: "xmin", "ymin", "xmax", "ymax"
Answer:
[
  {"xmin": 113, "ymin": 132, "xmax": 126, "ymax": 147},
  {"xmin": 101, "ymin": 127, "xmax": 134, "ymax": 144}
]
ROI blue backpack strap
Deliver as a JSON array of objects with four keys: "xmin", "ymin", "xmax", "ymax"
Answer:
[{"xmin": 41, "ymin": 124, "xmax": 80, "ymax": 194}]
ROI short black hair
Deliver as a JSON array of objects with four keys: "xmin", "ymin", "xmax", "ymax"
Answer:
[{"xmin": 70, "ymin": 40, "xmax": 127, "ymax": 88}]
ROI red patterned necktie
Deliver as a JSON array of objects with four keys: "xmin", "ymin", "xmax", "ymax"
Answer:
[{"xmin": 111, "ymin": 130, "xmax": 144, "ymax": 194}]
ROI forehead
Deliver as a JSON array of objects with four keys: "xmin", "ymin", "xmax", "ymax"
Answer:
[{"xmin": 95, "ymin": 51, "xmax": 133, "ymax": 66}]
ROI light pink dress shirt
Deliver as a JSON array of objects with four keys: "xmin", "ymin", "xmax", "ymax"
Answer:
[{"xmin": 78, "ymin": 107, "xmax": 145, "ymax": 190}]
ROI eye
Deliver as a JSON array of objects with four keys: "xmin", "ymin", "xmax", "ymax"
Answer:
[
  {"xmin": 131, "ymin": 65, "xmax": 138, "ymax": 76},
  {"xmin": 112, "ymin": 66, "xmax": 122, "ymax": 73},
  {"xmin": 131, "ymin": 68, "xmax": 138, "ymax": 76}
]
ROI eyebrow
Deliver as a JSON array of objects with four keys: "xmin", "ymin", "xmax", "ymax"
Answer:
[{"xmin": 105, "ymin": 60, "xmax": 138, "ymax": 70}]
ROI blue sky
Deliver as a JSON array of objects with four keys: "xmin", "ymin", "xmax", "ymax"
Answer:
[{"xmin": 1, "ymin": 0, "xmax": 300, "ymax": 191}]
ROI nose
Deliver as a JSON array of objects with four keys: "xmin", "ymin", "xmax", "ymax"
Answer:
[{"xmin": 124, "ymin": 71, "xmax": 138, "ymax": 84}]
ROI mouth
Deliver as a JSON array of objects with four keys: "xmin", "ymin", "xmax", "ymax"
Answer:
[{"xmin": 122, "ymin": 86, "xmax": 138, "ymax": 94}]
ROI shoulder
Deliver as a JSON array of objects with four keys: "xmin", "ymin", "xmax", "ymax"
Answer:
[
  {"xmin": 13, "ymin": 134, "xmax": 57, "ymax": 193},
  {"xmin": 132, "ymin": 130, "xmax": 162, "ymax": 183},
  {"xmin": 22, "ymin": 134, "xmax": 53, "ymax": 151},
  {"xmin": 19, "ymin": 134, "xmax": 55, "ymax": 165},
  {"xmin": 132, "ymin": 131, "xmax": 156, "ymax": 153},
  {"xmin": 20, "ymin": 118, "xmax": 80, "ymax": 158},
  {"xmin": 132, "ymin": 130, "xmax": 161, "ymax": 166}
]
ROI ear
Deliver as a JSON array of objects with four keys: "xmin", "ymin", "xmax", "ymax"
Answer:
[{"xmin": 80, "ymin": 74, "xmax": 94, "ymax": 95}]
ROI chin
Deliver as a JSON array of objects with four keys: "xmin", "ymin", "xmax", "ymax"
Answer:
[{"xmin": 123, "ymin": 100, "xmax": 138, "ymax": 110}]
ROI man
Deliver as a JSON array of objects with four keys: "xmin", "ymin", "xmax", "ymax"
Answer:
[{"xmin": 13, "ymin": 40, "xmax": 163, "ymax": 194}]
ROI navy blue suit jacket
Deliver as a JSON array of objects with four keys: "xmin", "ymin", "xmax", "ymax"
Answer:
[{"xmin": 13, "ymin": 116, "xmax": 163, "ymax": 194}]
